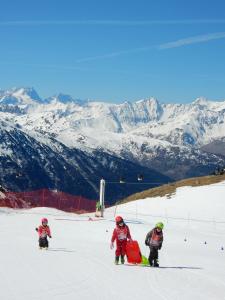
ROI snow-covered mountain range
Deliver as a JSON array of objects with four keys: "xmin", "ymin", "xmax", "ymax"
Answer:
[{"xmin": 0, "ymin": 87, "xmax": 224, "ymax": 199}]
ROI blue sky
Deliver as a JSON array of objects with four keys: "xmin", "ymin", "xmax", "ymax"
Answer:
[{"xmin": 0, "ymin": 0, "xmax": 225, "ymax": 103}]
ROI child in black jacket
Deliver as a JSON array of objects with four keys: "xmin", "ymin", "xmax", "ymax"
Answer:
[{"xmin": 145, "ymin": 222, "xmax": 164, "ymax": 267}]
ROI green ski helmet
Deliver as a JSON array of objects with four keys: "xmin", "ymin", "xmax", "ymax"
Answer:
[{"xmin": 155, "ymin": 222, "xmax": 164, "ymax": 230}]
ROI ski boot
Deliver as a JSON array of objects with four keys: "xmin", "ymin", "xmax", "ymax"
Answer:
[
  {"xmin": 153, "ymin": 259, "xmax": 159, "ymax": 267},
  {"xmin": 148, "ymin": 258, "xmax": 153, "ymax": 267},
  {"xmin": 114, "ymin": 256, "xmax": 119, "ymax": 265},
  {"xmin": 121, "ymin": 255, "xmax": 125, "ymax": 264}
]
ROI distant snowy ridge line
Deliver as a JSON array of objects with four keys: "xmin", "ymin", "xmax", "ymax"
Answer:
[
  {"xmin": 0, "ymin": 86, "xmax": 224, "ymax": 186},
  {"xmin": 1, "ymin": 87, "xmax": 225, "ymax": 149}
]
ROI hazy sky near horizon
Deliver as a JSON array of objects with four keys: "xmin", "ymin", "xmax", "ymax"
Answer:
[{"xmin": 0, "ymin": 0, "xmax": 225, "ymax": 103}]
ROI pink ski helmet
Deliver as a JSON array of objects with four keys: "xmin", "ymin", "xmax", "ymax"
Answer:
[
  {"xmin": 115, "ymin": 216, "xmax": 123, "ymax": 224},
  {"xmin": 41, "ymin": 218, "xmax": 48, "ymax": 224},
  {"xmin": 115, "ymin": 216, "xmax": 123, "ymax": 222}
]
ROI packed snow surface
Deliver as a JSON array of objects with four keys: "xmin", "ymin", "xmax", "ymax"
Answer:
[{"xmin": 0, "ymin": 181, "xmax": 225, "ymax": 300}]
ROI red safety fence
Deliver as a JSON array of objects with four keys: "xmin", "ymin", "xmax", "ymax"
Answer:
[{"xmin": 0, "ymin": 189, "xmax": 98, "ymax": 213}]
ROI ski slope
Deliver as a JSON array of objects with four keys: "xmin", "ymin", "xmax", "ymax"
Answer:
[{"xmin": 0, "ymin": 181, "xmax": 225, "ymax": 300}]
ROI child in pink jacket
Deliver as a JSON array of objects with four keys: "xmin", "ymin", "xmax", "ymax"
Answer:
[{"xmin": 36, "ymin": 218, "xmax": 52, "ymax": 249}]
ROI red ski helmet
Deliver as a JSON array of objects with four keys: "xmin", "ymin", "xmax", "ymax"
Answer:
[
  {"xmin": 41, "ymin": 218, "xmax": 48, "ymax": 224},
  {"xmin": 115, "ymin": 216, "xmax": 123, "ymax": 224}
]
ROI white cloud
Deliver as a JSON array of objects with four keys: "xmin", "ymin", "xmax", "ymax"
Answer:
[
  {"xmin": 159, "ymin": 32, "xmax": 225, "ymax": 49},
  {"xmin": 76, "ymin": 46, "xmax": 154, "ymax": 63},
  {"xmin": 77, "ymin": 32, "xmax": 225, "ymax": 63},
  {"xmin": 0, "ymin": 19, "xmax": 225, "ymax": 26}
]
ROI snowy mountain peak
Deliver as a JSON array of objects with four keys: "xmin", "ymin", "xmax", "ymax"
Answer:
[
  {"xmin": 193, "ymin": 97, "xmax": 209, "ymax": 106},
  {"xmin": 56, "ymin": 93, "xmax": 74, "ymax": 103},
  {"xmin": 136, "ymin": 97, "xmax": 159, "ymax": 105},
  {"xmin": 0, "ymin": 87, "xmax": 43, "ymax": 105},
  {"xmin": 47, "ymin": 93, "xmax": 86, "ymax": 105},
  {"xmin": 134, "ymin": 97, "xmax": 163, "ymax": 120},
  {"xmin": 12, "ymin": 87, "xmax": 40, "ymax": 99}
]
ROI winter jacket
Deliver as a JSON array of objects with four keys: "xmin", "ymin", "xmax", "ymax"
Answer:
[
  {"xmin": 145, "ymin": 228, "xmax": 163, "ymax": 249},
  {"xmin": 37, "ymin": 225, "xmax": 51, "ymax": 239},
  {"xmin": 111, "ymin": 224, "xmax": 131, "ymax": 243}
]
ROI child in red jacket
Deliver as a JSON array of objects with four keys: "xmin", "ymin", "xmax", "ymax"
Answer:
[
  {"xmin": 36, "ymin": 218, "xmax": 52, "ymax": 249},
  {"xmin": 111, "ymin": 216, "xmax": 132, "ymax": 264}
]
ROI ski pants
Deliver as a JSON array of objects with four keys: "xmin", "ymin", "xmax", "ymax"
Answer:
[
  {"xmin": 115, "ymin": 240, "xmax": 127, "ymax": 257},
  {"xmin": 39, "ymin": 237, "xmax": 49, "ymax": 248},
  {"xmin": 149, "ymin": 246, "xmax": 159, "ymax": 262}
]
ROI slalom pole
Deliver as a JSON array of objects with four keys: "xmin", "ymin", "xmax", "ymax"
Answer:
[{"xmin": 99, "ymin": 179, "xmax": 105, "ymax": 217}]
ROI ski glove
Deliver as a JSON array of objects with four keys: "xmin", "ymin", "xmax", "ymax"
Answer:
[{"xmin": 110, "ymin": 242, "xmax": 114, "ymax": 249}]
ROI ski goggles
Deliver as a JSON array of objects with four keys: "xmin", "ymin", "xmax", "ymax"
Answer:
[{"xmin": 116, "ymin": 221, "xmax": 124, "ymax": 226}]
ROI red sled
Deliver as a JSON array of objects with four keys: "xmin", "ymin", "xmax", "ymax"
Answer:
[{"xmin": 126, "ymin": 240, "xmax": 142, "ymax": 264}]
